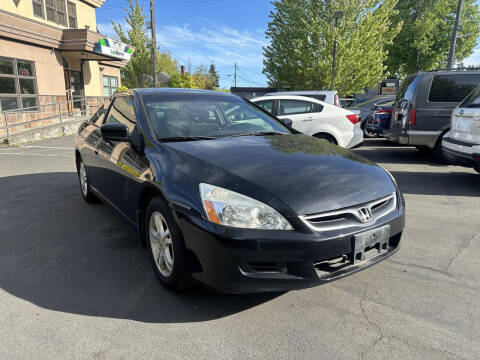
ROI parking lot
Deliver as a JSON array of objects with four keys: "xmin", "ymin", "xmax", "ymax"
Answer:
[{"xmin": 0, "ymin": 136, "xmax": 479, "ymax": 359}]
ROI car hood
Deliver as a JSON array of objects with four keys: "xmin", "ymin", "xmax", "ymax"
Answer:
[{"xmin": 165, "ymin": 134, "xmax": 395, "ymax": 215}]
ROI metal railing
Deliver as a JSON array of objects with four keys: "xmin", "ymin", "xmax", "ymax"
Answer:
[{"xmin": 0, "ymin": 97, "xmax": 106, "ymax": 138}]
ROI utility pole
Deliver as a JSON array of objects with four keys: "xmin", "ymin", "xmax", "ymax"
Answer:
[
  {"xmin": 447, "ymin": 0, "xmax": 463, "ymax": 70},
  {"xmin": 234, "ymin": 63, "xmax": 237, "ymax": 87},
  {"xmin": 330, "ymin": 11, "xmax": 343, "ymax": 91},
  {"xmin": 150, "ymin": 0, "xmax": 157, "ymax": 87}
]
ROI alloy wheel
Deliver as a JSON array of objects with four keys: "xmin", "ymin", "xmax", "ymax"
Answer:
[
  {"xmin": 149, "ymin": 211, "xmax": 174, "ymax": 277},
  {"xmin": 79, "ymin": 162, "xmax": 88, "ymax": 197}
]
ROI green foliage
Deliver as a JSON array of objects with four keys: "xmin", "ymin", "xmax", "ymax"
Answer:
[
  {"xmin": 169, "ymin": 73, "xmax": 196, "ymax": 88},
  {"xmin": 116, "ymin": 85, "xmax": 129, "ymax": 93},
  {"xmin": 209, "ymin": 63, "xmax": 220, "ymax": 88},
  {"xmin": 112, "ymin": 0, "xmax": 179, "ymax": 88},
  {"xmin": 263, "ymin": 0, "xmax": 401, "ymax": 96},
  {"xmin": 386, "ymin": 0, "xmax": 480, "ymax": 77}
]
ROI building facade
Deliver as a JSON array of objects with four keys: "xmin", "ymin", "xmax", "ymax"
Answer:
[{"xmin": 0, "ymin": 0, "xmax": 133, "ymax": 115}]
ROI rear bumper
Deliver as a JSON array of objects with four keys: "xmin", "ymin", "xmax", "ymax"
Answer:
[
  {"xmin": 344, "ymin": 125, "xmax": 364, "ymax": 149},
  {"xmin": 176, "ymin": 200, "xmax": 405, "ymax": 294},
  {"xmin": 442, "ymin": 137, "xmax": 480, "ymax": 168},
  {"xmin": 384, "ymin": 129, "xmax": 441, "ymax": 148}
]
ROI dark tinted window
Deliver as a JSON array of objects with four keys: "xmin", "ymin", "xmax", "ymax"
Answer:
[
  {"xmin": 428, "ymin": 74, "xmax": 480, "ymax": 103},
  {"xmin": 396, "ymin": 75, "xmax": 419, "ymax": 103},
  {"xmin": 459, "ymin": 86, "xmax": 480, "ymax": 107},
  {"xmin": 104, "ymin": 95, "xmax": 137, "ymax": 132},
  {"xmin": 306, "ymin": 95, "xmax": 326, "ymax": 102}
]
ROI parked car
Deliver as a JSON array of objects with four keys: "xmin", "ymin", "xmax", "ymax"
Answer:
[
  {"xmin": 265, "ymin": 90, "xmax": 340, "ymax": 107},
  {"xmin": 385, "ymin": 70, "xmax": 480, "ymax": 159},
  {"xmin": 75, "ymin": 89, "xmax": 405, "ymax": 293},
  {"xmin": 364, "ymin": 100, "xmax": 394, "ymax": 138},
  {"xmin": 251, "ymin": 95, "xmax": 363, "ymax": 148},
  {"xmin": 340, "ymin": 98, "xmax": 362, "ymax": 123},
  {"xmin": 442, "ymin": 86, "xmax": 480, "ymax": 173}
]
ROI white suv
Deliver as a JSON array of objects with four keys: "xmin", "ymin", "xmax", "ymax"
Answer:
[
  {"xmin": 442, "ymin": 87, "xmax": 480, "ymax": 173},
  {"xmin": 252, "ymin": 95, "xmax": 363, "ymax": 149}
]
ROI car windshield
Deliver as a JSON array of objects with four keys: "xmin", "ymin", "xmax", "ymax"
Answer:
[{"xmin": 142, "ymin": 93, "xmax": 291, "ymax": 140}]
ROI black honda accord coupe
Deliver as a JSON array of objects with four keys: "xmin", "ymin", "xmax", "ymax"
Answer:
[{"xmin": 75, "ymin": 88, "xmax": 405, "ymax": 293}]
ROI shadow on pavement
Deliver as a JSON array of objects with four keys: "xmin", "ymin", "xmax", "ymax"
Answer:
[
  {"xmin": 390, "ymin": 170, "xmax": 480, "ymax": 197},
  {"xmin": 0, "ymin": 172, "xmax": 281, "ymax": 323},
  {"xmin": 354, "ymin": 139, "xmax": 444, "ymax": 166}
]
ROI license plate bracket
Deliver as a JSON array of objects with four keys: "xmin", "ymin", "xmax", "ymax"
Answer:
[{"xmin": 352, "ymin": 225, "xmax": 390, "ymax": 263}]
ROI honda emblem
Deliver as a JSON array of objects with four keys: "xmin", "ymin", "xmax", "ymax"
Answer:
[{"xmin": 358, "ymin": 208, "xmax": 373, "ymax": 223}]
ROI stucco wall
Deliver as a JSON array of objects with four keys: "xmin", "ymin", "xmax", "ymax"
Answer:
[
  {"xmin": 0, "ymin": 0, "xmax": 98, "ymax": 31},
  {"xmin": 0, "ymin": 38, "xmax": 65, "ymax": 96}
]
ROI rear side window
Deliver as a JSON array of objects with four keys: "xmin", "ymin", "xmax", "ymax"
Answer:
[
  {"xmin": 396, "ymin": 75, "xmax": 419, "ymax": 103},
  {"xmin": 306, "ymin": 95, "xmax": 326, "ymax": 102},
  {"xmin": 459, "ymin": 86, "xmax": 480, "ymax": 107},
  {"xmin": 278, "ymin": 100, "xmax": 321, "ymax": 115},
  {"xmin": 428, "ymin": 74, "xmax": 480, "ymax": 103}
]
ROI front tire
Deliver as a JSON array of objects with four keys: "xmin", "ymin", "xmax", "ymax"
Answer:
[
  {"xmin": 364, "ymin": 128, "xmax": 378, "ymax": 138},
  {"xmin": 146, "ymin": 196, "xmax": 188, "ymax": 291},
  {"xmin": 77, "ymin": 159, "xmax": 98, "ymax": 203}
]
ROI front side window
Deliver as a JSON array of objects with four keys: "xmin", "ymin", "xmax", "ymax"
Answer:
[
  {"xmin": 279, "ymin": 100, "xmax": 316, "ymax": 116},
  {"xmin": 104, "ymin": 95, "xmax": 137, "ymax": 133},
  {"xmin": 33, "ymin": 0, "xmax": 44, "ymax": 18},
  {"xmin": 396, "ymin": 75, "xmax": 419, "ymax": 104},
  {"xmin": 428, "ymin": 74, "xmax": 480, "ymax": 103},
  {"xmin": 0, "ymin": 57, "xmax": 38, "ymax": 112},
  {"xmin": 103, "ymin": 76, "xmax": 119, "ymax": 97},
  {"xmin": 143, "ymin": 94, "xmax": 291, "ymax": 140},
  {"xmin": 255, "ymin": 100, "xmax": 274, "ymax": 114}
]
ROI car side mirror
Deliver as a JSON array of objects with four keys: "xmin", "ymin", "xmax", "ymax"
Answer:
[
  {"xmin": 100, "ymin": 123, "xmax": 129, "ymax": 141},
  {"xmin": 279, "ymin": 118, "xmax": 293, "ymax": 127}
]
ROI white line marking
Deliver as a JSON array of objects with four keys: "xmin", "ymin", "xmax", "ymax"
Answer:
[
  {"xmin": 0, "ymin": 152, "xmax": 72, "ymax": 157},
  {"xmin": 22, "ymin": 145, "xmax": 74, "ymax": 150}
]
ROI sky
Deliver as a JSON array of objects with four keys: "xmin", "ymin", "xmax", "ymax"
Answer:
[
  {"xmin": 96, "ymin": 0, "xmax": 273, "ymax": 89},
  {"xmin": 96, "ymin": 0, "xmax": 480, "ymax": 90}
]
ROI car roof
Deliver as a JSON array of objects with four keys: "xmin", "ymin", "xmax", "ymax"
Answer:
[
  {"xmin": 134, "ymin": 88, "xmax": 236, "ymax": 97},
  {"xmin": 266, "ymin": 90, "xmax": 337, "ymax": 95},
  {"xmin": 252, "ymin": 95, "xmax": 331, "ymax": 106}
]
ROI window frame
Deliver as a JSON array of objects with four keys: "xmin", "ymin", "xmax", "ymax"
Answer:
[
  {"xmin": 103, "ymin": 75, "xmax": 119, "ymax": 97},
  {"xmin": 32, "ymin": 0, "xmax": 45, "ymax": 19},
  {"xmin": 44, "ymin": 0, "xmax": 73, "ymax": 27},
  {"xmin": 67, "ymin": 1, "xmax": 77, "ymax": 28},
  {"xmin": 0, "ymin": 57, "xmax": 39, "ymax": 112}
]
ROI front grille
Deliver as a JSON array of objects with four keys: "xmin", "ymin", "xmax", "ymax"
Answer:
[{"xmin": 299, "ymin": 193, "xmax": 397, "ymax": 232}]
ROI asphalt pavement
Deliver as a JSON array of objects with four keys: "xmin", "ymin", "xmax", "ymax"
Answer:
[{"xmin": 0, "ymin": 136, "xmax": 479, "ymax": 359}]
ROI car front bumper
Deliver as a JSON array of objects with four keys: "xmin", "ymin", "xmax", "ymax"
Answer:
[{"xmin": 174, "ymin": 199, "xmax": 405, "ymax": 294}]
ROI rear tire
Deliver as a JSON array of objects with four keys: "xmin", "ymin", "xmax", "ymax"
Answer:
[
  {"xmin": 146, "ymin": 196, "xmax": 188, "ymax": 291},
  {"xmin": 77, "ymin": 159, "xmax": 98, "ymax": 204},
  {"xmin": 314, "ymin": 133, "xmax": 337, "ymax": 145},
  {"xmin": 415, "ymin": 145, "xmax": 431, "ymax": 153},
  {"xmin": 434, "ymin": 139, "xmax": 447, "ymax": 163}
]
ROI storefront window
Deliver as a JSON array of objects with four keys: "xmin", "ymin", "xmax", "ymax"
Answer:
[
  {"xmin": 67, "ymin": 1, "xmax": 77, "ymax": 28},
  {"xmin": 103, "ymin": 76, "xmax": 119, "ymax": 97},
  {"xmin": 32, "ymin": 0, "xmax": 44, "ymax": 18},
  {"xmin": 0, "ymin": 57, "xmax": 39, "ymax": 112}
]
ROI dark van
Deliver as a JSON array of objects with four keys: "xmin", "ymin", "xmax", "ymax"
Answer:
[{"xmin": 385, "ymin": 71, "xmax": 480, "ymax": 158}]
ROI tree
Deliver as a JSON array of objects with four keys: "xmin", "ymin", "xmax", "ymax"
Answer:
[
  {"xmin": 263, "ymin": 0, "xmax": 401, "ymax": 96},
  {"xmin": 112, "ymin": 0, "xmax": 179, "ymax": 88},
  {"xmin": 112, "ymin": 0, "xmax": 152, "ymax": 88},
  {"xmin": 169, "ymin": 73, "xmax": 196, "ymax": 88},
  {"xmin": 192, "ymin": 65, "xmax": 215, "ymax": 90},
  {"xmin": 386, "ymin": 0, "xmax": 480, "ymax": 77},
  {"xmin": 209, "ymin": 62, "xmax": 220, "ymax": 88}
]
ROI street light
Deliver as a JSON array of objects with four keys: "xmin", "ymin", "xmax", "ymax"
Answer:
[{"xmin": 330, "ymin": 11, "xmax": 344, "ymax": 91}]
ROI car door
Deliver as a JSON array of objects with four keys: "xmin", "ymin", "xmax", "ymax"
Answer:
[
  {"xmin": 95, "ymin": 93, "xmax": 148, "ymax": 219},
  {"xmin": 277, "ymin": 99, "xmax": 321, "ymax": 135}
]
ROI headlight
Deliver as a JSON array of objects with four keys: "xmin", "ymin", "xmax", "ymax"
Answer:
[{"xmin": 199, "ymin": 183, "xmax": 293, "ymax": 230}]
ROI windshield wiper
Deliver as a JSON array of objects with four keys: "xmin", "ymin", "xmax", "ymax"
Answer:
[
  {"xmin": 226, "ymin": 131, "xmax": 287, "ymax": 138},
  {"xmin": 159, "ymin": 136, "xmax": 216, "ymax": 142}
]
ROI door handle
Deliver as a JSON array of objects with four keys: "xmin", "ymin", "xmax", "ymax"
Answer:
[{"xmin": 94, "ymin": 150, "xmax": 99, "ymax": 155}]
